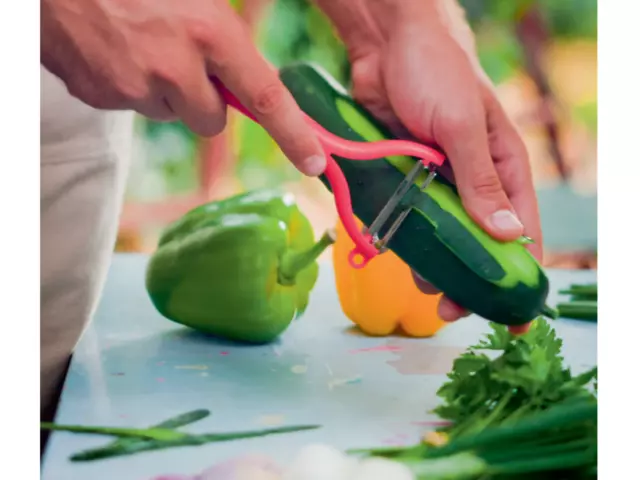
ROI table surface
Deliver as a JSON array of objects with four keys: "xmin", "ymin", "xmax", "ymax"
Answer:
[
  {"xmin": 41, "ymin": 254, "xmax": 597, "ymax": 480},
  {"xmin": 536, "ymin": 183, "xmax": 597, "ymax": 251}
]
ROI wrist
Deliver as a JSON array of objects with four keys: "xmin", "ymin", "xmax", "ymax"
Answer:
[{"xmin": 314, "ymin": 0, "xmax": 454, "ymax": 51}]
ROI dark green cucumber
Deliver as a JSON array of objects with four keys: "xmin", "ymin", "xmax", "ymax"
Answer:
[{"xmin": 279, "ymin": 62, "xmax": 551, "ymax": 326}]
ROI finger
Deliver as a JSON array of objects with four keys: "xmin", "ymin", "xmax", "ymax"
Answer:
[
  {"xmin": 163, "ymin": 75, "xmax": 227, "ymax": 138},
  {"xmin": 433, "ymin": 94, "xmax": 524, "ymax": 242},
  {"xmin": 411, "ymin": 271, "xmax": 441, "ymax": 294},
  {"xmin": 508, "ymin": 322, "xmax": 531, "ymax": 335},
  {"xmin": 205, "ymin": 9, "xmax": 325, "ymax": 176},
  {"xmin": 93, "ymin": 70, "xmax": 177, "ymax": 122},
  {"xmin": 411, "ymin": 273, "xmax": 471, "ymax": 321},
  {"xmin": 152, "ymin": 49, "xmax": 227, "ymax": 137},
  {"xmin": 437, "ymin": 297, "xmax": 469, "ymax": 322},
  {"xmin": 125, "ymin": 92, "xmax": 176, "ymax": 123},
  {"xmin": 484, "ymin": 90, "xmax": 544, "ymax": 260},
  {"xmin": 125, "ymin": 100, "xmax": 177, "ymax": 123},
  {"xmin": 350, "ymin": 59, "xmax": 395, "ymax": 127}
]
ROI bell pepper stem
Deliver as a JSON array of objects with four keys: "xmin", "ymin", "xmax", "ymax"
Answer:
[{"xmin": 278, "ymin": 229, "xmax": 336, "ymax": 285}]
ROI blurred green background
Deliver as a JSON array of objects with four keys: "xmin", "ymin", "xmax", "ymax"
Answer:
[{"xmin": 117, "ymin": 0, "xmax": 597, "ymax": 269}]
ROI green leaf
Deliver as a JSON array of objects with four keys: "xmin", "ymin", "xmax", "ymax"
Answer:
[
  {"xmin": 451, "ymin": 353, "xmax": 491, "ymax": 375},
  {"xmin": 473, "ymin": 324, "xmax": 512, "ymax": 350}
]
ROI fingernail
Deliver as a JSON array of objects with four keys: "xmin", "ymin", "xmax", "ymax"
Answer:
[
  {"xmin": 301, "ymin": 155, "xmax": 326, "ymax": 177},
  {"xmin": 489, "ymin": 210, "xmax": 523, "ymax": 233}
]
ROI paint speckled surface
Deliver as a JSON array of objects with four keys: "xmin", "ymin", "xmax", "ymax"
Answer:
[{"xmin": 41, "ymin": 254, "xmax": 597, "ymax": 480}]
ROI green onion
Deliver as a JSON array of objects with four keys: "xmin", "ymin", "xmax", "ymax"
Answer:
[
  {"xmin": 557, "ymin": 300, "xmax": 597, "ymax": 321},
  {"xmin": 559, "ymin": 283, "xmax": 597, "ymax": 300},
  {"xmin": 69, "ymin": 424, "xmax": 320, "ymax": 461},
  {"xmin": 41, "ymin": 411, "xmax": 320, "ymax": 462},
  {"xmin": 91, "ymin": 409, "xmax": 210, "ymax": 454},
  {"xmin": 39, "ymin": 423, "xmax": 188, "ymax": 441}
]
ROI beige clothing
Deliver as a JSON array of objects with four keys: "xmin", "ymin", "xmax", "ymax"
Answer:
[{"xmin": 40, "ymin": 67, "xmax": 134, "ymax": 413}]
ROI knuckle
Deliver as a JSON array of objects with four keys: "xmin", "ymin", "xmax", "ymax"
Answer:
[
  {"xmin": 250, "ymin": 83, "xmax": 285, "ymax": 116},
  {"xmin": 186, "ymin": 18, "xmax": 220, "ymax": 49},
  {"xmin": 470, "ymin": 171, "xmax": 504, "ymax": 198},
  {"xmin": 151, "ymin": 62, "xmax": 183, "ymax": 88},
  {"xmin": 113, "ymin": 75, "xmax": 151, "ymax": 104},
  {"xmin": 441, "ymin": 111, "xmax": 475, "ymax": 136}
]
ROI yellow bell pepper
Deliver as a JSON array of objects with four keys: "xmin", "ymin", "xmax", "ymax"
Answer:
[{"xmin": 332, "ymin": 217, "xmax": 447, "ymax": 337}]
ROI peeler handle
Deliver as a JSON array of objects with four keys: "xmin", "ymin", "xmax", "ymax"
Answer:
[{"xmin": 212, "ymin": 77, "xmax": 444, "ymax": 269}]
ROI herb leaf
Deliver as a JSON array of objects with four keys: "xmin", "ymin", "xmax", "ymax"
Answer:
[{"xmin": 432, "ymin": 318, "xmax": 597, "ymax": 437}]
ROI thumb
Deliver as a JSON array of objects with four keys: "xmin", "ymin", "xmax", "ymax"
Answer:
[{"xmin": 434, "ymin": 108, "xmax": 524, "ymax": 241}]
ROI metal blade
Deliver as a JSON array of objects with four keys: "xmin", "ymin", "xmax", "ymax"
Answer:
[
  {"xmin": 376, "ymin": 168, "xmax": 438, "ymax": 249},
  {"xmin": 366, "ymin": 160, "xmax": 424, "ymax": 242}
]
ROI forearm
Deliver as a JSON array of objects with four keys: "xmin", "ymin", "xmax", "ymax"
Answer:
[{"xmin": 312, "ymin": 0, "xmax": 402, "ymax": 43}]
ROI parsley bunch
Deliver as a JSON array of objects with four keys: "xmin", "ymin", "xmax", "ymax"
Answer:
[
  {"xmin": 433, "ymin": 318, "xmax": 597, "ymax": 439},
  {"xmin": 350, "ymin": 318, "xmax": 598, "ymax": 479}
]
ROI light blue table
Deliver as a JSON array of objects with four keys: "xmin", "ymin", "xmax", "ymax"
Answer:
[
  {"xmin": 41, "ymin": 254, "xmax": 597, "ymax": 480},
  {"xmin": 537, "ymin": 183, "xmax": 597, "ymax": 251}
]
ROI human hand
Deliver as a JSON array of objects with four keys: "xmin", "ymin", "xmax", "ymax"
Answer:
[
  {"xmin": 315, "ymin": 0, "xmax": 542, "ymax": 334},
  {"xmin": 40, "ymin": 0, "xmax": 326, "ymax": 176}
]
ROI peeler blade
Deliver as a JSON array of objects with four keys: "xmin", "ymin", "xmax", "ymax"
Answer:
[{"xmin": 367, "ymin": 161, "xmax": 438, "ymax": 251}]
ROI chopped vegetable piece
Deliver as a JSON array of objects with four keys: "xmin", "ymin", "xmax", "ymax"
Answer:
[
  {"xmin": 557, "ymin": 301, "xmax": 597, "ymax": 321},
  {"xmin": 556, "ymin": 282, "xmax": 598, "ymax": 322},
  {"xmin": 559, "ymin": 283, "xmax": 597, "ymax": 300}
]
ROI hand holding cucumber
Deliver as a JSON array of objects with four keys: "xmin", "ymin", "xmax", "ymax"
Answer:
[{"xmin": 314, "ymin": 0, "xmax": 543, "ymax": 332}]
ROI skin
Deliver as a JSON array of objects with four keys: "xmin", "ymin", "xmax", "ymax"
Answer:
[
  {"xmin": 40, "ymin": 0, "xmax": 327, "ymax": 176},
  {"xmin": 314, "ymin": 0, "xmax": 543, "ymax": 334},
  {"xmin": 41, "ymin": 0, "xmax": 542, "ymax": 334}
]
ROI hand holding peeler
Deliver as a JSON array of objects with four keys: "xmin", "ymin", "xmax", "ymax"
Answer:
[{"xmin": 212, "ymin": 78, "xmax": 446, "ymax": 270}]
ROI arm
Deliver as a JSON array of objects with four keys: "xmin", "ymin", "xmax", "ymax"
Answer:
[{"xmin": 40, "ymin": 0, "xmax": 326, "ymax": 176}]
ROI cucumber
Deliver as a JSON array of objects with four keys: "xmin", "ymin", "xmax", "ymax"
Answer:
[{"xmin": 279, "ymin": 62, "xmax": 552, "ymax": 326}]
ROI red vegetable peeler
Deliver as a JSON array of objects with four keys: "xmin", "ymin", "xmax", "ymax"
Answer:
[{"xmin": 213, "ymin": 79, "xmax": 445, "ymax": 269}]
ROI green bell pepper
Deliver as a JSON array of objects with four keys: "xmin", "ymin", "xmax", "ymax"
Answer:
[{"xmin": 145, "ymin": 189, "xmax": 335, "ymax": 344}]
